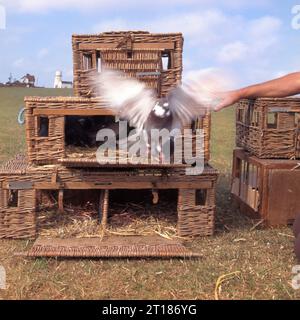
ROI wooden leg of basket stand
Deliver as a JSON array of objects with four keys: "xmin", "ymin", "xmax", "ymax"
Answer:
[
  {"xmin": 152, "ymin": 189, "xmax": 159, "ymax": 204},
  {"xmin": 58, "ymin": 190, "xmax": 64, "ymax": 214},
  {"xmin": 99, "ymin": 190, "xmax": 109, "ymax": 228}
]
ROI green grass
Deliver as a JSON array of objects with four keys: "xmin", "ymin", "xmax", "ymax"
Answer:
[
  {"xmin": 0, "ymin": 88, "xmax": 72, "ymax": 163},
  {"xmin": 211, "ymin": 107, "xmax": 236, "ymax": 170},
  {"xmin": 0, "ymin": 88, "xmax": 299, "ymax": 300}
]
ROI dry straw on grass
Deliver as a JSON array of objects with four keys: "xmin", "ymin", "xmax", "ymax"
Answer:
[
  {"xmin": 214, "ymin": 271, "xmax": 241, "ymax": 300},
  {"xmin": 37, "ymin": 196, "xmax": 181, "ymax": 241}
]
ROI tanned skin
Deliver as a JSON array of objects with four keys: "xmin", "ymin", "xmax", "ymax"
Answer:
[{"xmin": 215, "ymin": 72, "xmax": 300, "ymax": 111}]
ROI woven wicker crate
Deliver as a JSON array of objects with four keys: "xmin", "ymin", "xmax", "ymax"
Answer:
[
  {"xmin": 0, "ymin": 155, "xmax": 37, "ymax": 239},
  {"xmin": 231, "ymin": 148, "xmax": 300, "ymax": 226},
  {"xmin": 72, "ymin": 31, "xmax": 183, "ymax": 98},
  {"xmin": 24, "ymin": 96, "xmax": 211, "ymax": 166},
  {"xmin": 236, "ymin": 98, "xmax": 300, "ymax": 159},
  {"xmin": 0, "ymin": 155, "xmax": 218, "ymax": 239},
  {"xmin": 177, "ymin": 187, "xmax": 215, "ymax": 237}
]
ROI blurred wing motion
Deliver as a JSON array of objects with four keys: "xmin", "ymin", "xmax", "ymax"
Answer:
[
  {"xmin": 167, "ymin": 85, "xmax": 208, "ymax": 129},
  {"xmin": 93, "ymin": 70, "xmax": 156, "ymax": 130},
  {"xmin": 94, "ymin": 70, "xmax": 213, "ymax": 131}
]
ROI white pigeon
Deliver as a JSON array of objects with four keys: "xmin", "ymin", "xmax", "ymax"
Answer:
[{"xmin": 91, "ymin": 69, "xmax": 225, "ymax": 160}]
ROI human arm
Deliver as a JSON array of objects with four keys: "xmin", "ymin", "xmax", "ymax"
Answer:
[{"xmin": 214, "ymin": 72, "xmax": 300, "ymax": 111}]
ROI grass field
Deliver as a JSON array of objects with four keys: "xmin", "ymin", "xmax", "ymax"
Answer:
[{"xmin": 0, "ymin": 87, "xmax": 299, "ymax": 300}]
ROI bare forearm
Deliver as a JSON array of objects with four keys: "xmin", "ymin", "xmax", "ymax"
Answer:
[
  {"xmin": 215, "ymin": 72, "xmax": 300, "ymax": 110},
  {"xmin": 237, "ymin": 72, "xmax": 300, "ymax": 99}
]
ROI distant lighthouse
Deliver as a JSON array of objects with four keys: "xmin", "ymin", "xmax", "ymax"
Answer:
[{"xmin": 54, "ymin": 71, "xmax": 63, "ymax": 88}]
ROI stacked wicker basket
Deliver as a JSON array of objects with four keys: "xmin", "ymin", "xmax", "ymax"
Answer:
[
  {"xmin": 232, "ymin": 98, "xmax": 300, "ymax": 226},
  {"xmin": 0, "ymin": 31, "xmax": 218, "ymax": 240}
]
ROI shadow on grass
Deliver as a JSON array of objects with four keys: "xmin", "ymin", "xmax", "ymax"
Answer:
[{"xmin": 215, "ymin": 173, "xmax": 253, "ymax": 234}]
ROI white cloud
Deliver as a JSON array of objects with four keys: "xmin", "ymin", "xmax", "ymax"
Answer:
[
  {"xmin": 93, "ymin": 11, "xmax": 229, "ymax": 41},
  {"xmin": 0, "ymin": 0, "xmax": 201, "ymax": 12},
  {"xmin": 216, "ymin": 16, "xmax": 282, "ymax": 63},
  {"xmin": 90, "ymin": 10, "xmax": 283, "ymax": 87},
  {"xmin": 249, "ymin": 16, "xmax": 282, "ymax": 38},
  {"xmin": 93, "ymin": 11, "xmax": 282, "ymax": 62},
  {"xmin": 184, "ymin": 67, "xmax": 237, "ymax": 90},
  {"xmin": 0, "ymin": 0, "xmax": 285, "ymax": 87},
  {"xmin": 92, "ymin": 10, "xmax": 240, "ymax": 46},
  {"xmin": 150, "ymin": 10, "xmax": 231, "ymax": 45},
  {"xmin": 217, "ymin": 41, "xmax": 248, "ymax": 63},
  {"xmin": 248, "ymin": 16, "xmax": 282, "ymax": 53},
  {"xmin": 184, "ymin": 67, "xmax": 220, "ymax": 80},
  {"xmin": 2, "ymin": 0, "xmax": 270, "ymax": 13}
]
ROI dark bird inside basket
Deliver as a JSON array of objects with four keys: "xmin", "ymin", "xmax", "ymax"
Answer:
[
  {"xmin": 92, "ymin": 70, "xmax": 221, "ymax": 158},
  {"xmin": 65, "ymin": 115, "xmax": 125, "ymax": 148}
]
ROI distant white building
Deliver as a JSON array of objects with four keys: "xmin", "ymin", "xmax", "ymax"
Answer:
[
  {"xmin": 54, "ymin": 71, "xmax": 62, "ymax": 88},
  {"xmin": 21, "ymin": 74, "xmax": 35, "ymax": 87},
  {"xmin": 54, "ymin": 71, "xmax": 73, "ymax": 89}
]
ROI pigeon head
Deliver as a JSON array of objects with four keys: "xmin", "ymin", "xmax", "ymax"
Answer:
[{"xmin": 153, "ymin": 98, "xmax": 171, "ymax": 118}]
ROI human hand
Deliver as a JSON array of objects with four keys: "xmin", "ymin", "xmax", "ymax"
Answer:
[{"xmin": 213, "ymin": 90, "xmax": 242, "ymax": 111}]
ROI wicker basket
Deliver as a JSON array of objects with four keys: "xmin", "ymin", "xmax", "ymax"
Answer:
[
  {"xmin": 0, "ymin": 155, "xmax": 218, "ymax": 239},
  {"xmin": 72, "ymin": 31, "xmax": 183, "ymax": 98},
  {"xmin": 236, "ymin": 98, "xmax": 300, "ymax": 159},
  {"xmin": 177, "ymin": 188, "xmax": 215, "ymax": 237},
  {"xmin": 231, "ymin": 148, "xmax": 300, "ymax": 226},
  {"xmin": 1, "ymin": 31, "xmax": 216, "ymax": 241},
  {"xmin": 0, "ymin": 155, "xmax": 36, "ymax": 239},
  {"xmin": 24, "ymin": 96, "xmax": 211, "ymax": 166}
]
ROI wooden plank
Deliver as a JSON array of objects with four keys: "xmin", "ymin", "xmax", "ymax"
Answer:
[
  {"xmin": 79, "ymin": 42, "xmax": 175, "ymax": 51},
  {"xmin": 231, "ymin": 194, "xmax": 260, "ymax": 219},
  {"xmin": 34, "ymin": 183, "xmax": 61, "ymax": 189},
  {"xmin": 35, "ymin": 181, "xmax": 212, "ymax": 190},
  {"xmin": 99, "ymin": 190, "xmax": 109, "ymax": 228},
  {"xmin": 33, "ymin": 108, "xmax": 115, "ymax": 116},
  {"xmin": 59, "ymin": 159, "xmax": 188, "ymax": 169},
  {"xmin": 70, "ymin": 181, "xmax": 212, "ymax": 189},
  {"xmin": 26, "ymin": 236, "xmax": 200, "ymax": 258},
  {"xmin": 234, "ymin": 148, "xmax": 300, "ymax": 169},
  {"xmin": 267, "ymin": 170, "xmax": 300, "ymax": 226},
  {"xmin": 58, "ymin": 190, "xmax": 64, "ymax": 214}
]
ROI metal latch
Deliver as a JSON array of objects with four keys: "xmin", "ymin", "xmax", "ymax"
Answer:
[
  {"xmin": 136, "ymin": 71, "xmax": 161, "ymax": 77},
  {"xmin": 8, "ymin": 181, "xmax": 33, "ymax": 190}
]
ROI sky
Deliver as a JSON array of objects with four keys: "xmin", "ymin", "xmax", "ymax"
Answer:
[{"xmin": 0, "ymin": 0, "xmax": 300, "ymax": 88}]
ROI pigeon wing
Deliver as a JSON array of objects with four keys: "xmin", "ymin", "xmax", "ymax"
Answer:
[
  {"xmin": 167, "ymin": 86, "xmax": 208, "ymax": 129},
  {"xmin": 94, "ymin": 70, "xmax": 156, "ymax": 130}
]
